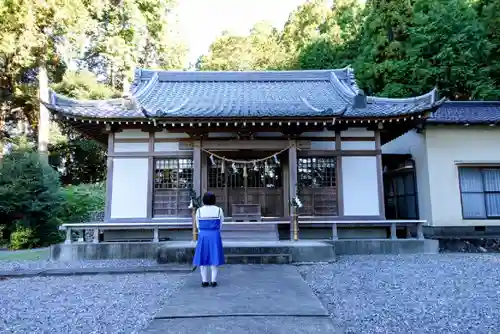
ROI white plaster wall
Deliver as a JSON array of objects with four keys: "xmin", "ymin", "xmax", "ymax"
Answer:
[
  {"xmin": 302, "ymin": 130, "xmax": 336, "ymax": 137},
  {"xmin": 114, "ymin": 142, "xmax": 149, "ymax": 153},
  {"xmin": 425, "ymin": 126, "xmax": 500, "ymax": 226},
  {"xmin": 154, "ymin": 142, "xmax": 181, "ymax": 151},
  {"xmin": 342, "ymin": 156, "xmax": 380, "ymax": 216},
  {"xmin": 341, "ymin": 141, "xmax": 376, "ymax": 150},
  {"xmin": 382, "ymin": 130, "xmax": 419, "ymax": 155},
  {"xmin": 341, "ymin": 128, "xmax": 375, "ymax": 137},
  {"xmin": 110, "ymin": 158, "xmax": 149, "ymax": 219},
  {"xmin": 310, "ymin": 141, "xmax": 336, "ymax": 150},
  {"xmin": 155, "ymin": 131, "xmax": 190, "ymax": 139},
  {"xmin": 115, "ymin": 129, "xmax": 148, "ymax": 139}
]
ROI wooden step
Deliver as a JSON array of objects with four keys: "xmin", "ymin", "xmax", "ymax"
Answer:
[
  {"xmin": 222, "ymin": 224, "xmax": 278, "ymax": 232},
  {"xmin": 221, "ymin": 224, "xmax": 279, "ymax": 241},
  {"xmin": 222, "ymin": 233, "xmax": 278, "ymax": 240}
]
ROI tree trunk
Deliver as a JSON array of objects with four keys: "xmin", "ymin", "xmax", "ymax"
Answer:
[
  {"xmin": 122, "ymin": 75, "xmax": 130, "ymax": 95},
  {"xmin": 38, "ymin": 63, "xmax": 50, "ymax": 162}
]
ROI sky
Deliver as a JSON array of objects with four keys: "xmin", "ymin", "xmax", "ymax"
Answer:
[{"xmin": 176, "ymin": 0, "xmax": 308, "ymax": 65}]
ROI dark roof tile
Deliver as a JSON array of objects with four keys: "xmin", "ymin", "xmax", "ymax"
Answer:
[
  {"xmin": 46, "ymin": 68, "xmax": 442, "ymax": 120},
  {"xmin": 428, "ymin": 101, "xmax": 500, "ymax": 124}
]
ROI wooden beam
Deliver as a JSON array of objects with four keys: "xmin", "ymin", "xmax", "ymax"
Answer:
[{"xmin": 202, "ymin": 140, "xmax": 290, "ymax": 150}]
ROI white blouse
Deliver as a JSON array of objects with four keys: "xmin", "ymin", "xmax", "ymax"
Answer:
[{"xmin": 195, "ymin": 205, "xmax": 225, "ymax": 229}]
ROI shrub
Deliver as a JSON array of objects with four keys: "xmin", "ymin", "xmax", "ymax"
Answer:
[
  {"xmin": 0, "ymin": 149, "xmax": 63, "ymax": 247},
  {"xmin": 10, "ymin": 225, "xmax": 39, "ymax": 250},
  {"xmin": 58, "ymin": 182, "xmax": 105, "ymax": 224}
]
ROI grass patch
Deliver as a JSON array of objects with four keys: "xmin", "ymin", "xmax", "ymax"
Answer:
[{"xmin": 0, "ymin": 248, "xmax": 50, "ymax": 261}]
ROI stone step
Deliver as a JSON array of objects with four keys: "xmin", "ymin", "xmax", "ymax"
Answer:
[
  {"xmin": 224, "ymin": 253, "xmax": 292, "ymax": 264},
  {"xmin": 155, "ymin": 240, "xmax": 336, "ymax": 264}
]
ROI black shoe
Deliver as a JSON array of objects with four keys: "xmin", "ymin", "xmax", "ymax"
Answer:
[
  {"xmin": 201, "ymin": 282, "xmax": 209, "ymax": 287},
  {"xmin": 210, "ymin": 282, "xmax": 217, "ymax": 287}
]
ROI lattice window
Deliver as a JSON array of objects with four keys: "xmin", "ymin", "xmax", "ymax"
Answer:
[
  {"xmin": 153, "ymin": 158, "xmax": 193, "ymax": 217},
  {"xmin": 297, "ymin": 157, "xmax": 338, "ymax": 216}
]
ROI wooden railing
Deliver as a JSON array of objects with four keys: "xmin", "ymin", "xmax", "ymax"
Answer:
[
  {"xmin": 58, "ymin": 219, "xmax": 426, "ymax": 244},
  {"xmin": 304, "ymin": 220, "xmax": 426, "ymax": 240}
]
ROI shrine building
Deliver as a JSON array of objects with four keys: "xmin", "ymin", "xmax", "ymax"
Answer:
[{"xmin": 45, "ymin": 67, "xmax": 445, "ymax": 241}]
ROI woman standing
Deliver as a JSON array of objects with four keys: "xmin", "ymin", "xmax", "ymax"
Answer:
[{"xmin": 192, "ymin": 192, "xmax": 225, "ymax": 287}]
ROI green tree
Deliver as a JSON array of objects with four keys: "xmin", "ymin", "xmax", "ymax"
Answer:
[
  {"xmin": 0, "ymin": 149, "xmax": 63, "ymax": 247},
  {"xmin": 280, "ymin": 0, "xmax": 331, "ymax": 56},
  {"xmin": 475, "ymin": 0, "xmax": 500, "ymax": 92},
  {"xmin": 0, "ymin": 0, "xmax": 94, "ymax": 152},
  {"xmin": 81, "ymin": 0, "xmax": 188, "ymax": 91},
  {"xmin": 295, "ymin": 0, "xmax": 365, "ymax": 70},
  {"xmin": 197, "ymin": 22, "xmax": 286, "ymax": 71},
  {"xmin": 50, "ymin": 70, "xmax": 116, "ymax": 185},
  {"xmin": 404, "ymin": 0, "xmax": 498, "ymax": 99},
  {"xmin": 352, "ymin": 0, "xmax": 416, "ymax": 96}
]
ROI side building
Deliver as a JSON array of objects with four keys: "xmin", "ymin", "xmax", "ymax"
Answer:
[
  {"xmin": 383, "ymin": 101, "xmax": 500, "ymax": 238},
  {"xmin": 45, "ymin": 68, "xmax": 444, "ymax": 241}
]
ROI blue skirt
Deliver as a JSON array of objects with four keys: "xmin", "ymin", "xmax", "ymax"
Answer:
[{"xmin": 193, "ymin": 229, "xmax": 225, "ymax": 266}]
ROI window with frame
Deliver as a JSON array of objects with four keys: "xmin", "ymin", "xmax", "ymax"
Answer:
[
  {"xmin": 153, "ymin": 158, "xmax": 193, "ymax": 217},
  {"xmin": 297, "ymin": 157, "xmax": 338, "ymax": 216},
  {"xmin": 458, "ymin": 167, "xmax": 500, "ymax": 219}
]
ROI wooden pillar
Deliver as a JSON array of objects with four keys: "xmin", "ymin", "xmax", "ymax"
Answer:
[
  {"xmin": 201, "ymin": 151, "xmax": 208, "ymax": 195},
  {"xmin": 375, "ymin": 128, "xmax": 386, "ymax": 218},
  {"xmin": 104, "ymin": 131, "xmax": 115, "ymax": 222},
  {"xmin": 192, "ymin": 141, "xmax": 201, "ymax": 241},
  {"xmin": 288, "ymin": 140, "xmax": 297, "ymax": 203},
  {"xmin": 390, "ymin": 223, "xmax": 397, "ymax": 240},
  {"xmin": 335, "ymin": 131, "xmax": 344, "ymax": 217},
  {"xmin": 64, "ymin": 228, "xmax": 72, "ymax": 244},
  {"xmin": 193, "ymin": 141, "xmax": 202, "ymax": 196},
  {"xmin": 288, "ymin": 141, "xmax": 298, "ymax": 240},
  {"xmin": 93, "ymin": 228, "xmax": 100, "ymax": 244},
  {"xmin": 146, "ymin": 132, "xmax": 154, "ymax": 220}
]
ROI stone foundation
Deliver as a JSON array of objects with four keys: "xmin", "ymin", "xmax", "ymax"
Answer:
[
  {"xmin": 331, "ymin": 239, "xmax": 439, "ymax": 255},
  {"xmin": 439, "ymin": 239, "xmax": 500, "ymax": 253},
  {"xmin": 50, "ymin": 242, "xmax": 160, "ymax": 261},
  {"xmin": 50, "ymin": 238, "xmax": 439, "ymax": 262},
  {"xmin": 424, "ymin": 226, "xmax": 500, "ymax": 239}
]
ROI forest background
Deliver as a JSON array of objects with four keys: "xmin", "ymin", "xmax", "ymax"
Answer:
[{"xmin": 0, "ymin": 0, "xmax": 498, "ymax": 248}]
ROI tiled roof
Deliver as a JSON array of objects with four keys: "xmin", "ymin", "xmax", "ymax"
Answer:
[
  {"xmin": 428, "ymin": 101, "xmax": 500, "ymax": 124},
  {"xmin": 46, "ymin": 67, "xmax": 443, "ymax": 120}
]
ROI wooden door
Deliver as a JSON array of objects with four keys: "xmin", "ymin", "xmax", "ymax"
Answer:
[{"xmin": 207, "ymin": 154, "xmax": 284, "ymax": 217}]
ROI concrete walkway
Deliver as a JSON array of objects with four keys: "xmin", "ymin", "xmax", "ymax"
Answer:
[{"xmin": 142, "ymin": 265, "xmax": 338, "ymax": 333}]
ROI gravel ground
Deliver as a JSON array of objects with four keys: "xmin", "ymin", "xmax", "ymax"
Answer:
[
  {"xmin": 299, "ymin": 254, "xmax": 500, "ymax": 334},
  {"xmin": 0, "ymin": 259, "xmax": 159, "ymax": 272},
  {"xmin": 0, "ymin": 272, "xmax": 186, "ymax": 334}
]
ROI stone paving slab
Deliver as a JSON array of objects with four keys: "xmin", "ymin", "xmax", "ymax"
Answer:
[
  {"xmin": 154, "ymin": 265, "xmax": 329, "ymax": 318},
  {"xmin": 143, "ymin": 316, "xmax": 339, "ymax": 334},
  {"xmin": 0, "ymin": 265, "xmax": 192, "ymax": 278}
]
